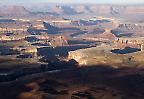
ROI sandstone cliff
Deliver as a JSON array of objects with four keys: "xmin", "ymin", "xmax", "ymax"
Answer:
[{"xmin": 68, "ymin": 44, "xmax": 144, "ymax": 68}]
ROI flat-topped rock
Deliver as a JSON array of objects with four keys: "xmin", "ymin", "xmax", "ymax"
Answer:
[{"xmin": 68, "ymin": 44, "xmax": 144, "ymax": 68}]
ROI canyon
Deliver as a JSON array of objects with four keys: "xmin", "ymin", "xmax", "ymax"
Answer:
[{"xmin": 68, "ymin": 44, "xmax": 144, "ymax": 68}]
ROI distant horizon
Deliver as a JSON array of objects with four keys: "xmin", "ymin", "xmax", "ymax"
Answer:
[
  {"xmin": 1, "ymin": 0, "xmax": 144, "ymax": 5},
  {"xmin": 1, "ymin": 3, "xmax": 144, "ymax": 7}
]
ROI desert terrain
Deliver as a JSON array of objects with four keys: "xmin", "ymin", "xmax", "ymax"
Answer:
[{"xmin": 0, "ymin": 3, "xmax": 144, "ymax": 99}]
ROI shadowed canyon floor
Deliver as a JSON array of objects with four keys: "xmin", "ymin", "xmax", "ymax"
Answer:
[{"xmin": 0, "ymin": 66, "xmax": 144, "ymax": 99}]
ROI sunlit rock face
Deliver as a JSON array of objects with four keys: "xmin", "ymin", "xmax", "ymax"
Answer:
[
  {"xmin": 68, "ymin": 44, "xmax": 144, "ymax": 68},
  {"xmin": 68, "ymin": 50, "xmax": 86, "ymax": 65},
  {"xmin": 68, "ymin": 44, "xmax": 112, "ymax": 66}
]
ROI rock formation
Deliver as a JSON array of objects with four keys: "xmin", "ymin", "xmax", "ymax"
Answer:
[
  {"xmin": 48, "ymin": 35, "xmax": 68, "ymax": 47},
  {"xmin": 112, "ymin": 24, "xmax": 144, "ymax": 37},
  {"xmin": 0, "ymin": 5, "xmax": 31, "ymax": 17},
  {"xmin": 68, "ymin": 44, "xmax": 144, "ymax": 68}
]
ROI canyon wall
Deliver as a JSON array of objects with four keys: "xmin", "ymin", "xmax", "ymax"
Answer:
[{"xmin": 68, "ymin": 44, "xmax": 144, "ymax": 68}]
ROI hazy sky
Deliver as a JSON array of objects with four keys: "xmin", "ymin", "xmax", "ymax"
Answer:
[{"xmin": 1, "ymin": 0, "xmax": 144, "ymax": 4}]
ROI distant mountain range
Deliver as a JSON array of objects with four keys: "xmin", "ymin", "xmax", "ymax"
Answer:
[
  {"xmin": 0, "ymin": 4, "xmax": 144, "ymax": 18},
  {"xmin": 0, "ymin": 5, "xmax": 30, "ymax": 17}
]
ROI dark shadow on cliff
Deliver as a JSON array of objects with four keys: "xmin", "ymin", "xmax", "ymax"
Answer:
[{"xmin": 111, "ymin": 46, "xmax": 140, "ymax": 54}]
